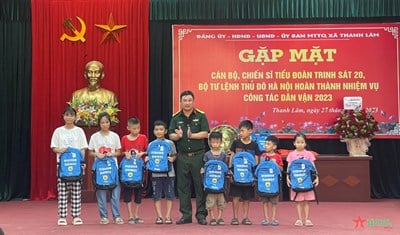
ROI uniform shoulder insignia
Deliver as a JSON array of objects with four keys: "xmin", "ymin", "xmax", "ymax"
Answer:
[
  {"xmin": 195, "ymin": 108, "xmax": 205, "ymax": 114},
  {"xmin": 172, "ymin": 110, "xmax": 181, "ymax": 117}
]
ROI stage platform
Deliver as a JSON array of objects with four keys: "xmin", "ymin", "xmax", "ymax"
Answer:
[{"xmin": 0, "ymin": 199, "xmax": 398, "ymax": 235}]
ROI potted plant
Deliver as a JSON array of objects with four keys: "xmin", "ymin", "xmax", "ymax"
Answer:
[{"xmin": 334, "ymin": 108, "xmax": 378, "ymax": 156}]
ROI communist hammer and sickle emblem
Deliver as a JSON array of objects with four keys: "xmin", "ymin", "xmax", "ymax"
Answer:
[{"xmin": 60, "ymin": 16, "xmax": 86, "ymax": 42}]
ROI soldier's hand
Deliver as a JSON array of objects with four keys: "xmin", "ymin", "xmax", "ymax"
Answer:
[
  {"xmin": 187, "ymin": 126, "xmax": 192, "ymax": 138},
  {"xmin": 175, "ymin": 126, "xmax": 183, "ymax": 138}
]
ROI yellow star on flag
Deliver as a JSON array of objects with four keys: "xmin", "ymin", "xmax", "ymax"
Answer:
[{"xmin": 95, "ymin": 13, "xmax": 127, "ymax": 44}]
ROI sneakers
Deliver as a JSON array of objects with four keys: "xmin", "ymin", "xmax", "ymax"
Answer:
[
  {"xmin": 57, "ymin": 218, "xmax": 67, "ymax": 226},
  {"xmin": 100, "ymin": 217, "xmax": 110, "ymax": 225},
  {"xmin": 114, "ymin": 217, "xmax": 124, "ymax": 225},
  {"xmin": 72, "ymin": 217, "xmax": 83, "ymax": 225}
]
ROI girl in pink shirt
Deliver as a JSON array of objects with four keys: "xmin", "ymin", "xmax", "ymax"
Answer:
[{"xmin": 286, "ymin": 133, "xmax": 319, "ymax": 227}]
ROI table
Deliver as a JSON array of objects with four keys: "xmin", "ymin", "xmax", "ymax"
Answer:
[{"xmin": 281, "ymin": 155, "xmax": 372, "ymax": 202}]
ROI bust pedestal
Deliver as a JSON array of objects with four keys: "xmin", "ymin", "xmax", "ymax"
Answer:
[{"xmin": 81, "ymin": 127, "xmax": 97, "ymax": 203}]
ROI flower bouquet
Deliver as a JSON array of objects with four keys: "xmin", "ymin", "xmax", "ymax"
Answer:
[
  {"xmin": 334, "ymin": 108, "xmax": 378, "ymax": 139},
  {"xmin": 68, "ymin": 99, "xmax": 120, "ymax": 127},
  {"xmin": 334, "ymin": 108, "xmax": 378, "ymax": 156}
]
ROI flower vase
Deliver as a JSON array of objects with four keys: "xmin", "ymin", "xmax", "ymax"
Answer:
[{"xmin": 343, "ymin": 138, "xmax": 370, "ymax": 157}]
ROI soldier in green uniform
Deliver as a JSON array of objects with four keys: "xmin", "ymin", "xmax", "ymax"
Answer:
[{"xmin": 169, "ymin": 90, "xmax": 209, "ymax": 225}]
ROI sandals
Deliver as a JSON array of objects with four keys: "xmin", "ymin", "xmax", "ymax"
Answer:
[
  {"xmin": 57, "ymin": 218, "xmax": 67, "ymax": 226},
  {"xmin": 128, "ymin": 217, "xmax": 144, "ymax": 224},
  {"xmin": 217, "ymin": 218, "xmax": 225, "ymax": 225},
  {"xmin": 156, "ymin": 217, "xmax": 163, "ymax": 224},
  {"xmin": 305, "ymin": 219, "xmax": 314, "ymax": 227},
  {"xmin": 271, "ymin": 219, "xmax": 279, "ymax": 226},
  {"xmin": 128, "ymin": 217, "xmax": 136, "ymax": 224},
  {"xmin": 72, "ymin": 217, "xmax": 83, "ymax": 225},
  {"xmin": 155, "ymin": 217, "xmax": 172, "ymax": 224},
  {"xmin": 261, "ymin": 219, "xmax": 269, "ymax": 226},
  {"xmin": 230, "ymin": 218, "xmax": 239, "ymax": 225},
  {"xmin": 134, "ymin": 217, "xmax": 144, "ymax": 224},
  {"xmin": 209, "ymin": 219, "xmax": 217, "ymax": 226},
  {"xmin": 165, "ymin": 217, "xmax": 173, "ymax": 224},
  {"xmin": 241, "ymin": 218, "xmax": 252, "ymax": 225},
  {"xmin": 294, "ymin": 219, "xmax": 303, "ymax": 226}
]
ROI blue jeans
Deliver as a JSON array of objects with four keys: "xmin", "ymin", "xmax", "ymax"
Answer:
[{"xmin": 96, "ymin": 184, "xmax": 121, "ymax": 219}]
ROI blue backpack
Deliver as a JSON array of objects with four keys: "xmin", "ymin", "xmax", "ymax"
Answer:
[
  {"xmin": 288, "ymin": 158, "xmax": 317, "ymax": 193},
  {"xmin": 251, "ymin": 131, "xmax": 271, "ymax": 152},
  {"xmin": 203, "ymin": 160, "xmax": 229, "ymax": 193},
  {"xmin": 254, "ymin": 159, "xmax": 281, "ymax": 197},
  {"xmin": 58, "ymin": 147, "xmax": 84, "ymax": 182},
  {"xmin": 119, "ymin": 156, "xmax": 145, "ymax": 189},
  {"xmin": 146, "ymin": 140, "xmax": 171, "ymax": 173},
  {"xmin": 92, "ymin": 157, "xmax": 118, "ymax": 190},
  {"xmin": 231, "ymin": 151, "xmax": 256, "ymax": 186}
]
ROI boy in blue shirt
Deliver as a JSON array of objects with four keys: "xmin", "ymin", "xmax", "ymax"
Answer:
[{"xmin": 201, "ymin": 132, "xmax": 228, "ymax": 225}]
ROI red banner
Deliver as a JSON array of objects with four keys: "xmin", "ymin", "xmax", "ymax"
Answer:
[
  {"xmin": 31, "ymin": 0, "xmax": 149, "ymax": 200},
  {"xmin": 173, "ymin": 24, "xmax": 400, "ymax": 138}
]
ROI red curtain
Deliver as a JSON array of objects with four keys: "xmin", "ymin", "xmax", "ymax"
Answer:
[{"xmin": 31, "ymin": 0, "xmax": 149, "ymax": 200}]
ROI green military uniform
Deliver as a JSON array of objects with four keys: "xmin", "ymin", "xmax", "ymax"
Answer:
[{"xmin": 169, "ymin": 108, "xmax": 210, "ymax": 222}]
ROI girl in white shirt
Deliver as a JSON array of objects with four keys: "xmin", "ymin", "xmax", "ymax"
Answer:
[
  {"xmin": 88, "ymin": 112, "xmax": 123, "ymax": 225},
  {"xmin": 50, "ymin": 107, "xmax": 88, "ymax": 226}
]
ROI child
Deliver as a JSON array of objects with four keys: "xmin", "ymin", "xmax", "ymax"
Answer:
[
  {"xmin": 121, "ymin": 117, "xmax": 148, "ymax": 224},
  {"xmin": 88, "ymin": 112, "xmax": 124, "ymax": 225},
  {"xmin": 50, "ymin": 107, "xmax": 88, "ymax": 226},
  {"xmin": 286, "ymin": 133, "xmax": 319, "ymax": 227},
  {"xmin": 229, "ymin": 120, "xmax": 262, "ymax": 225},
  {"xmin": 145, "ymin": 120, "xmax": 177, "ymax": 224},
  {"xmin": 259, "ymin": 135, "xmax": 283, "ymax": 226},
  {"xmin": 201, "ymin": 132, "xmax": 228, "ymax": 226}
]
